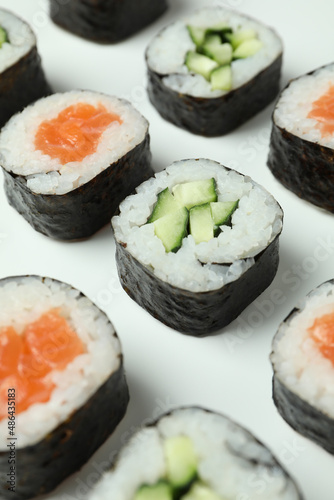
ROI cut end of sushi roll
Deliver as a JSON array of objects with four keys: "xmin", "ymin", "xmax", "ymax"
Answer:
[
  {"xmin": 146, "ymin": 6, "xmax": 283, "ymax": 136},
  {"xmin": 0, "ymin": 90, "xmax": 152, "ymax": 239},
  {"xmin": 88, "ymin": 407, "xmax": 302, "ymax": 500},
  {"xmin": 0, "ymin": 9, "xmax": 51, "ymax": 128},
  {"xmin": 0, "ymin": 275, "xmax": 129, "ymax": 499},
  {"xmin": 112, "ymin": 158, "xmax": 283, "ymax": 335},
  {"xmin": 271, "ymin": 279, "xmax": 334, "ymax": 455},
  {"xmin": 267, "ymin": 62, "xmax": 334, "ymax": 213}
]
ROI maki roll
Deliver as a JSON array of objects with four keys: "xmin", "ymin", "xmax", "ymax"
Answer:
[
  {"xmin": 267, "ymin": 63, "xmax": 334, "ymax": 213},
  {"xmin": 271, "ymin": 280, "xmax": 334, "ymax": 455},
  {"xmin": 50, "ymin": 0, "xmax": 168, "ymax": 43},
  {"xmin": 0, "ymin": 90, "xmax": 152, "ymax": 240},
  {"xmin": 0, "ymin": 8, "xmax": 51, "ymax": 129},
  {"xmin": 112, "ymin": 159, "xmax": 283, "ymax": 336},
  {"xmin": 88, "ymin": 407, "xmax": 302, "ymax": 500},
  {"xmin": 146, "ymin": 7, "xmax": 283, "ymax": 136},
  {"xmin": 0, "ymin": 275, "xmax": 129, "ymax": 500}
]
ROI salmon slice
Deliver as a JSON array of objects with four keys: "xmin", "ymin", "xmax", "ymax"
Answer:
[
  {"xmin": 34, "ymin": 103, "xmax": 122, "ymax": 164},
  {"xmin": 0, "ymin": 310, "xmax": 85, "ymax": 419},
  {"xmin": 308, "ymin": 85, "xmax": 334, "ymax": 137},
  {"xmin": 308, "ymin": 311, "xmax": 334, "ymax": 363}
]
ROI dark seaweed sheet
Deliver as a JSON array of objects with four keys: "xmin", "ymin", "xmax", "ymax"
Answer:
[{"xmin": 50, "ymin": 0, "xmax": 168, "ymax": 43}]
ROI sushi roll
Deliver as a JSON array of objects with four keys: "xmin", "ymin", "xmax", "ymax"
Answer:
[
  {"xmin": 267, "ymin": 63, "xmax": 334, "ymax": 213},
  {"xmin": 271, "ymin": 280, "xmax": 334, "ymax": 455},
  {"xmin": 88, "ymin": 406, "xmax": 303, "ymax": 500},
  {"xmin": 0, "ymin": 275, "xmax": 129, "ymax": 500},
  {"xmin": 0, "ymin": 90, "xmax": 152, "ymax": 240},
  {"xmin": 112, "ymin": 159, "xmax": 283, "ymax": 336},
  {"xmin": 49, "ymin": 0, "xmax": 168, "ymax": 43},
  {"xmin": 0, "ymin": 9, "xmax": 51, "ymax": 129},
  {"xmin": 146, "ymin": 7, "xmax": 283, "ymax": 136}
]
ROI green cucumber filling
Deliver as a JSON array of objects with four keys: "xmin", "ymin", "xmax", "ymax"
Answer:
[
  {"xmin": 133, "ymin": 436, "xmax": 226, "ymax": 500},
  {"xmin": 0, "ymin": 27, "xmax": 8, "ymax": 48},
  {"xmin": 147, "ymin": 179, "xmax": 239, "ymax": 252},
  {"xmin": 185, "ymin": 24, "xmax": 263, "ymax": 90}
]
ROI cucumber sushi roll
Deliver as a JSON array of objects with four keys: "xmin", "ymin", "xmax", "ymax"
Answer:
[
  {"xmin": 50, "ymin": 0, "xmax": 168, "ymax": 43},
  {"xmin": 146, "ymin": 7, "xmax": 283, "ymax": 136},
  {"xmin": 0, "ymin": 275, "xmax": 129, "ymax": 500},
  {"xmin": 0, "ymin": 9, "xmax": 51, "ymax": 129},
  {"xmin": 271, "ymin": 280, "xmax": 334, "ymax": 455},
  {"xmin": 0, "ymin": 90, "xmax": 152, "ymax": 240},
  {"xmin": 268, "ymin": 63, "xmax": 334, "ymax": 213},
  {"xmin": 88, "ymin": 407, "xmax": 302, "ymax": 500},
  {"xmin": 112, "ymin": 159, "xmax": 283, "ymax": 336}
]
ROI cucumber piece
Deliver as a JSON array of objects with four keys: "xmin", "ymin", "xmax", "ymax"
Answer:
[
  {"xmin": 205, "ymin": 25, "xmax": 233, "ymax": 43},
  {"xmin": 153, "ymin": 208, "xmax": 188, "ymax": 253},
  {"xmin": 187, "ymin": 25, "xmax": 207, "ymax": 47},
  {"xmin": 164, "ymin": 436, "xmax": 198, "ymax": 488},
  {"xmin": 210, "ymin": 65, "xmax": 232, "ymax": 91},
  {"xmin": 210, "ymin": 200, "xmax": 239, "ymax": 225},
  {"xmin": 181, "ymin": 482, "xmax": 222, "ymax": 500},
  {"xmin": 202, "ymin": 34, "xmax": 222, "ymax": 47},
  {"xmin": 185, "ymin": 51, "xmax": 218, "ymax": 81},
  {"xmin": 147, "ymin": 188, "xmax": 182, "ymax": 223},
  {"xmin": 203, "ymin": 43, "xmax": 232, "ymax": 66},
  {"xmin": 172, "ymin": 179, "xmax": 217, "ymax": 209},
  {"xmin": 189, "ymin": 203, "xmax": 214, "ymax": 244},
  {"xmin": 225, "ymin": 28, "xmax": 257, "ymax": 49},
  {"xmin": 134, "ymin": 482, "xmax": 173, "ymax": 500},
  {"xmin": 0, "ymin": 27, "xmax": 8, "ymax": 48},
  {"xmin": 233, "ymin": 38, "xmax": 263, "ymax": 59}
]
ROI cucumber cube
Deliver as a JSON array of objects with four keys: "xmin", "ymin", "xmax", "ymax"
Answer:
[
  {"xmin": 164, "ymin": 436, "xmax": 198, "ymax": 488},
  {"xmin": 172, "ymin": 179, "xmax": 217, "ymax": 209},
  {"xmin": 185, "ymin": 51, "xmax": 218, "ymax": 81},
  {"xmin": 203, "ymin": 34, "xmax": 222, "ymax": 47},
  {"xmin": 210, "ymin": 200, "xmax": 239, "ymax": 225},
  {"xmin": 233, "ymin": 38, "xmax": 263, "ymax": 59},
  {"xmin": 134, "ymin": 482, "xmax": 173, "ymax": 500},
  {"xmin": 153, "ymin": 208, "xmax": 188, "ymax": 253},
  {"xmin": 203, "ymin": 43, "xmax": 232, "ymax": 66},
  {"xmin": 189, "ymin": 203, "xmax": 214, "ymax": 244},
  {"xmin": 210, "ymin": 65, "xmax": 232, "ymax": 91},
  {"xmin": 225, "ymin": 28, "xmax": 257, "ymax": 49},
  {"xmin": 181, "ymin": 482, "xmax": 222, "ymax": 500},
  {"xmin": 0, "ymin": 27, "xmax": 8, "ymax": 48},
  {"xmin": 187, "ymin": 25, "xmax": 207, "ymax": 47},
  {"xmin": 147, "ymin": 188, "xmax": 182, "ymax": 223}
]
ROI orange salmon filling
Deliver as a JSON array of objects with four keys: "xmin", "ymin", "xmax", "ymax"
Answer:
[
  {"xmin": 308, "ymin": 311, "xmax": 334, "ymax": 364},
  {"xmin": 0, "ymin": 310, "xmax": 85, "ymax": 419},
  {"xmin": 308, "ymin": 85, "xmax": 334, "ymax": 137},
  {"xmin": 34, "ymin": 103, "xmax": 122, "ymax": 164}
]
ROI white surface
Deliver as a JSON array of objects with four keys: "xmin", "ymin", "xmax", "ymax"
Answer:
[{"xmin": 0, "ymin": 1, "xmax": 333, "ymax": 499}]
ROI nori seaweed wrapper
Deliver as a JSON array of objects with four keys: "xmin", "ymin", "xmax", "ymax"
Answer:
[
  {"xmin": 2, "ymin": 133, "xmax": 153, "ymax": 240},
  {"xmin": 50, "ymin": 0, "xmax": 168, "ymax": 43},
  {"xmin": 0, "ymin": 275, "xmax": 130, "ymax": 500},
  {"xmin": 115, "ymin": 235, "xmax": 281, "ymax": 336},
  {"xmin": 147, "ymin": 54, "xmax": 282, "ymax": 137},
  {"xmin": 271, "ymin": 279, "xmax": 334, "ymax": 455},
  {"xmin": 268, "ymin": 111, "xmax": 334, "ymax": 213}
]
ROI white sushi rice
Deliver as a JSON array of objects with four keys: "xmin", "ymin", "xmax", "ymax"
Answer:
[
  {"xmin": 0, "ymin": 90, "xmax": 148, "ymax": 195},
  {"xmin": 0, "ymin": 8, "xmax": 35, "ymax": 74},
  {"xmin": 273, "ymin": 63, "xmax": 334, "ymax": 148},
  {"xmin": 89, "ymin": 407, "xmax": 300, "ymax": 500},
  {"xmin": 146, "ymin": 7, "xmax": 282, "ymax": 98},
  {"xmin": 112, "ymin": 159, "xmax": 283, "ymax": 293},
  {"xmin": 0, "ymin": 276, "xmax": 121, "ymax": 450},
  {"xmin": 271, "ymin": 281, "xmax": 334, "ymax": 419}
]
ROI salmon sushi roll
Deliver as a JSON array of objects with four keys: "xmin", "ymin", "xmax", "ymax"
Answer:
[
  {"xmin": 268, "ymin": 63, "xmax": 334, "ymax": 213},
  {"xmin": 271, "ymin": 280, "xmax": 334, "ymax": 455},
  {"xmin": 0, "ymin": 275, "xmax": 129, "ymax": 500},
  {"xmin": 88, "ymin": 407, "xmax": 303, "ymax": 500},
  {"xmin": 0, "ymin": 9, "xmax": 51, "ymax": 129},
  {"xmin": 0, "ymin": 90, "xmax": 152, "ymax": 240}
]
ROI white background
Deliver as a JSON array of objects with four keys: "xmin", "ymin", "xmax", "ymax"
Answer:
[{"xmin": 0, "ymin": 1, "xmax": 334, "ymax": 499}]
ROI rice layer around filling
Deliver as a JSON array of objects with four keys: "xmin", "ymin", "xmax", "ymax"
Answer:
[
  {"xmin": 0, "ymin": 276, "xmax": 121, "ymax": 450},
  {"xmin": 0, "ymin": 9, "xmax": 35, "ymax": 74},
  {"xmin": 146, "ymin": 7, "xmax": 282, "ymax": 98},
  {"xmin": 0, "ymin": 90, "xmax": 149, "ymax": 195},
  {"xmin": 271, "ymin": 281, "xmax": 334, "ymax": 419},
  {"xmin": 112, "ymin": 159, "xmax": 283, "ymax": 293}
]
